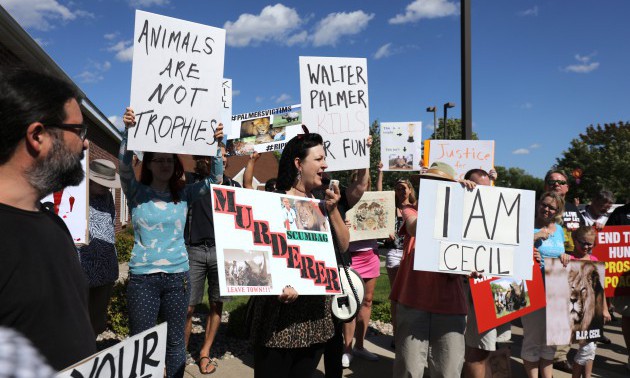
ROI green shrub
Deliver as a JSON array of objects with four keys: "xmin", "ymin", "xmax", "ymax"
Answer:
[
  {"xmin": 115, "ymin": 233, "xmax": 133, "ymax": 263},
  {"xmin": 370, "ymin": 301, "xmax": 392, "ymax": 323},
  {"xmin": 107, "ymin": 279, "xmax": 129, "ymax": 336},
  {"xmin": 226, "ymin": 300, "xmax": 250, "ymax": 339}
]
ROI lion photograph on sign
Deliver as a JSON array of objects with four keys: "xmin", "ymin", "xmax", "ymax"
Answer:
[{"xmin": 545, "ymin": 258, "xmax": 606, "ymax": 344}]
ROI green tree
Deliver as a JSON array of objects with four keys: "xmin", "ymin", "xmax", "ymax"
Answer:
[
  {"xmin": 429, "ymin": 118, "xmax": 480, "ymax": 140},
  {"xmin": 494, "ymin": 166, "xmax": 545, "ymax": 197},
  {"xmin": 556, "ymin": 121, "xmax": 630, "ymax": 203}
]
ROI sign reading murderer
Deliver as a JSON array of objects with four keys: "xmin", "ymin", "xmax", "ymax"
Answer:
[
  {"xmin": 225, "ymin": 104, "xmax": 302, "ymax": 155},
  {"xmin": 42, "ymin": 155, "xmax": 89, "ymax": 245},
  {"xmin": 423, "ymin": 140, "xmax": 495, "ymax": 180},
  {"xmin": 211, "ymin": 185, "xmax": 341, "ymax": 296},
  {"xmin": 293, "ymin": 56, "xmax": 370, "ymax": 172},
  {"xmin": 380, "ymin": 122, "xmax": 422, "ymax": 171},
  {"xmin": 469, "ymin": 260, "xmax": 545, "ymax": 333},
  {"xmin": 592, "ymin": 225, "xmax": 630, "ymax": 297},
  {"xmin": 545, "ymin": 258, "xmax": 606, "ymax": 345},
  {"xmin": 415, "ymin": 180, "xmax": 535, "ymax": 280},
  {"xmin": 58, "ymin": 323, "xmax": 166, "ymax": 377},
  {"xmin": 346, "ymin": 191, "xmax": 396, "ymax": 242},
  {"xmin": 128, "ymin": 10, "xmax": 226, "ymax": 155}
]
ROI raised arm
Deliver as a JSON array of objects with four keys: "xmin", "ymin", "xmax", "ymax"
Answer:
[
  {"xmin": 119, "ymin": 107, "xmax": 139, "ymax": 199},
  {"xmin": 345, "ymin": 135, "xmax": 373, "ymax": 207},
  {"xmin": 376, "ymin": 161, "xmax": 384, "ymax": 191},
  {"xmin": 243, "ymin": 152, "xmax": 260, "ymax": 189}
]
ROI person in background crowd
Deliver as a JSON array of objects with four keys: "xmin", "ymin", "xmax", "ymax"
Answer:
[
  {"xmin": 0, "ymin": 68, "xmax": 96, "ymax": 370},
  {"xmin": 219, "ymin": 142, "xmax": 241, "ymax": 187},
  {"xmin": 183, "ymin": 152, "xmax": 236, "ymax": 374},
  {"xmin": 569, "ymin": 226, "xmax": 611, "ymax": 378},
  {"xmin": 461, "ymin": 169, "xmax": 511, "ymax": 378},
  {"xmin": 248, "ymin": 128, "xmax": 349, "ymax": 378},
  {"xmin": 391, "ymin": 162, "xmax": 475, "ymax": 378},
  {"xmin": 78, "ymin": 159, "xmax": 121, "ymax": 336},
  {"xmin": 605, "ymin": 201, "xmax": 630, "ymax": 372},
  {"xmin": 121, "ymin": 107, "xmax": 223, "ymax": 378},
  {"xmin": 523, "ymin": 191, "xmax": 570, "ymax": 378},
  {"xmin": 580, "ymin": 190, "xmax": 615, "ymax": 230},
  {"xmin": 544, "ymin": 169, "xmax": 585, "ymax": 372},
  {"xmin": 264, "ymin": 178, "xmax": 278, "ymax": 192}
]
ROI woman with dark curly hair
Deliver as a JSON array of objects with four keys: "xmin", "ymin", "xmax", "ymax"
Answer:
[{"xmin": 248, "ymin": 127, "xmax": 349, "ymax": 378}]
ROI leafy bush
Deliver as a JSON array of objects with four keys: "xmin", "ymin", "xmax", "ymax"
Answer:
[
  {"xmin": 226, "ymin": 300, "xmax": 250, "ymax": 339},
  {"xmin": 107, "ymin": 279, "xmax": 129, "ymax": 336},
  {"xmin": 115, "ymin": 233, "xmax": 133, "ymax": 263},
  {"xmin": 370, "ymin": 301, "xmax": 392, "ymax": 323}
]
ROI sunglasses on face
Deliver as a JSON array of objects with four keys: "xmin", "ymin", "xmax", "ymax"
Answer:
[
  {"xmin": 546, "ymin": 179, "xmax": 567, "ymax": 186},
  {"xmin": 151, "ymin": 158, "xmax": 175, "ymax": 164},
  {"xmin": 46, "ymin": 123, "xmax": 88, "ymax": 140},
  {"xmin": 540, "ymin": 203, "xmax": 558, "ymax": 212},
  {"xmin": 576, "ymin": 239, "xmax": 594, "ymax": 248}
]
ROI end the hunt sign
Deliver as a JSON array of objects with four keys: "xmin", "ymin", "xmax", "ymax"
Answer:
[{"xmin": 592, "ymin": 225, "xmax": 630, "ymax": 297}]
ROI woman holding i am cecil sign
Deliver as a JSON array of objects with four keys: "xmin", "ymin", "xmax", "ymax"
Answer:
[
  {"xmin": 248, "ymin": 126, "xmax": 350, "ymax": 378},
  {"xmin": 121, "ymin": 107, "xmax": 223, "ymax": 378}
]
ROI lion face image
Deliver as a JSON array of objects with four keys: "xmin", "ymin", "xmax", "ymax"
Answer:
[
  {"xmin": 296, "ymin": 201, "xmax": 322, "ymax": 231},
  {"xmin": 568, "ymin": 262, "xmax": 604, "ymax": 332}
]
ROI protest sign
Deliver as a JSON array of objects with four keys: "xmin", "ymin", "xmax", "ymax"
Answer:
[
  {"xmin": 346, "ymin": 191, "xmax": 396, "ymax": 242},
  {"xmin": 423, "ymin": 140, "xmax": 494, "ymax": 180},
  {"xmin": 42, "ymin": 155, "xmax": 88, "ymax": 245},
  {"xmin": 380, "ymin": 122, "xmax": 422, "ymax": 171},
  {"xmin": 226, "ymin": 104, "xmax": 301, "ymax": 155},
  {"xmin": 545, "ymin": 258, "xmax": 606, "ymax": 345},
  {"xmin": 592, "ymin": 225, "xmax": 630, "ymax": 296},
  {"xmin": 415, "ymin": 180, "xmax": 535, "ymax": 279},
  {"xmin": 58, "ymin": 323, "xmax": 166, "ymax": 377},
  {"xmin": 470, "ymin": 260, "xmax": 545, "ymax": 333},
  {"xmin": 128, "ymin": 10, "xmax": 226, "ymax": 155},
  {"xmin": 293, "ymin": 56, "xmax": 370, "ymax": 172},
  {"xmin": 211, "ymin": 185, "xmax": 341, "ymax": 296},
  {"xmin": 221, "ymin": 78, "xmax": 232, "ymax": 126}
]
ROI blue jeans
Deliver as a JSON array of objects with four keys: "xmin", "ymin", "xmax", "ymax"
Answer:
[{"xmin": 127, "ymin": 272, "xmax": 190, "ymax": 378}]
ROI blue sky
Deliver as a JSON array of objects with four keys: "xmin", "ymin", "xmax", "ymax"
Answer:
[{"xmin": 2, "ymin": 0, "xmax": 628, "ymax": 178}]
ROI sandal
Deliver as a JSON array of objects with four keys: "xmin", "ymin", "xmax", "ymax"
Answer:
[{"xmin": 198, "ymin": 356, "xmax": 218, "ymax": 375}]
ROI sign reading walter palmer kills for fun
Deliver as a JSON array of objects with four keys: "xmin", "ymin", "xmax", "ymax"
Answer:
[
  {"xmin": 128, "ymin": 10, "xmax": 225, "ymax": 156},
  {"xmin": 211, "ymin": 185, "xmax": 341, "ymax": 296}
]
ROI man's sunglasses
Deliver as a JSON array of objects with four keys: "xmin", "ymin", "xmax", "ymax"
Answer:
[
  {"xmin": 546, "ymin": 179, "xmax": 567, "ymax": 186},
  {"xmin": 46, "ymin": 123, "xmax": 88, "ymax": 140}
]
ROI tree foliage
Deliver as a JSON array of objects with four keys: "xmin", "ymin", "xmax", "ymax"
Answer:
[
  {"xmin": 430, "ymin": 118, "xmax": 479, "ymax": 140},
  {"xmin": 494, "ymin": 166, "xmax": 545, "ymax": 197},
  {"xmin": 556, "ymin": 121, "xmax": 630, "ymax": 203}
]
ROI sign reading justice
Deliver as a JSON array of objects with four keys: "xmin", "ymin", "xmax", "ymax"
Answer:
[{"xmin": 415, "ymin": 180, "xmax": 535, "ymax": 280}]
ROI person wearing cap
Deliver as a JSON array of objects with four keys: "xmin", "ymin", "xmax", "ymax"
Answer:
[
  {"xmin": 391, "ymin": 161, "xmax": 475, "ymax": 378},
  {"xmin": 78, "ymin": 159, "xmax": 121, "ymax": 336}
]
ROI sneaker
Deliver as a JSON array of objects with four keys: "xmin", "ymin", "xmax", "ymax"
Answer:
[
  {"xmin": 353, "ymin": 347, "xmax": 379, "ymax": 361},
  {"xmin": 341, "ymin": 352, "xmax": 353, "ymax": 368}
]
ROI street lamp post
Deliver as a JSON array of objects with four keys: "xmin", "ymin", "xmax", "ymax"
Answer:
[
  {"xmin": 443, "ymin": 102, "xmax": 455, "ymax": 139},
  {"xmin": 426, "ymin": 106, "xmax": 437, "ymax": 138}
]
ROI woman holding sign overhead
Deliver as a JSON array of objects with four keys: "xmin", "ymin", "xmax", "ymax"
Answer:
[
  {"xmin": 121, "ymin": 107, "xmax": 223, "ymax": 378},
  {"xmin": 248, "ymin": 126, "xmax": 349, "ymax": 378}
]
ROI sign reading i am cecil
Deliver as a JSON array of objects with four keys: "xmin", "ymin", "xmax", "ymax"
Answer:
[{"xmin": 128, "ymin": 10, "xmax": 226, "ymax": 155}]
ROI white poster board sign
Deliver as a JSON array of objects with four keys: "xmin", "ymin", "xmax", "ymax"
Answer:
[
  {"xmin": 221, "ymin": 78, "xmax": 232, "ymax": 127},
  {"xmin": 211, "ymin": 185, "xmax": 341, "ymax": 295},
  {"xmin": 42, "ymin": 156, "xmax": 89, "ymax": 245},
  {"xmin": 226, "ymin": 104, "xmax": 302, "ymax": 155},
  {"xmin": 58, "ymin": 323, "xmax": 167, "ymax": 377},
  {"xmin": 380, "ymin": 122, "xmax": 422, "ymax": 171},
  {"xmin": 424, "ymin": 140, "xmax": 495, "ymax": 180},
  {"xmin": 415, "ymin": 180, "xmax": 535, "ymax": 280},
  {"xmin": 346, "ymin": 191, "xmax": 396, "ymax": 242},
  {"xmin": 128, "ymin": 10, "xmax": 226, "ymax": 155},
  {"xmin": 295, "ymin": 56, "xmax": 370, "ymax": 172}
]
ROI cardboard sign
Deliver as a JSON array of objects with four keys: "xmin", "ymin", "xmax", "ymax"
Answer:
[
  {"xmin": 226, "ymin": 104, "xmax": 302, "ymax": 155},
  {"xmin": 42, "ymin": 155, "xmax": 89, "ymax": 245},
  {"xmin": 423, "ymin": 140, "xmax": 495, "ymax": 180},
  {"xmin": 346, "ymin": 191, "xmax": 396, "ymax": 242},
  {"xmin": 415, "ymin": 180, "xmax": 535, "ymax": 279},
  {"xmin": 58, "ymin": 323, "xmax": 166, "ymax": 377},
  {"xmin": 545, "ymin": 258, "xmax": 606, "ymax": 345},
  {"xmin": 211, "ymin": 185, "xmax": 341, "ymax": 296},
  {"xmin": 592, "ymin": 225, "xmax": 630, "ymax": 297},
  {"xmin": 293, "ymin": 56, "xmax": 370, "ymax": 172},
  {"xmin": 380, "ymin": 122, "xmax": 422, "ymax": 171},
  {"xmin": 128, "ymin": 10, "xmax": 226, "ymax": 155},
  {"xmin": 470, "ymin": 261, "xmax": 545, "ymax": 333},
  {"xmin": 221, "ymin": 78, "xmax": 232, "ymax": 126}
]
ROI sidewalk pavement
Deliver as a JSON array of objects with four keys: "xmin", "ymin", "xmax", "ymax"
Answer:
[{"xmin": 184, "ymin": 320, "xmax": 629, "ymax": 377}]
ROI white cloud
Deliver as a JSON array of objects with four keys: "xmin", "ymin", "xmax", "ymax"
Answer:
[
  {"xmin": 255, "ymin": 96, "xmax": 264, "ymax": 103},
  {"xmin": 224, "ymin": 4, "xmax": 305, "ymax": 47},
  {"xmin": 374, "ymin": 43, "xmax": 393, "ymax": 60},
  {"xmin": 529, "ymin": 143, "xmax": 541, "ymax": 149},
  {"xmin": 107, "ymin": 40, "xmax": 134, "ymax": 62},
  {"xmin": 275, "ymin": 93, "xmax": 292, "ymax": 104},
  {"xmin": 520, "ymin": 102, "xmax": 533, "ymax": 109},
  {"xmin": 108, "ymin": 115, "xmax": 125, "ymax": 131},
  {"xmin": 1, "ymin": 0, "xmax": 93, "ymax": 30},
  {"xmin": 512, "ymin": 148, "xmax": 530, "ymax": 155},
  {"xmin": 311, "ymin": 11, "xmax": 374, "ymax": 47},
  {"xmin": 389, "ymin": 0, "xmax": 459, "ymax": 25},
  {"xmin": 518, "ymin": 6, "xmax": 539, "ymax": 17},
  {"xmin": 34, "ymin": 37, "xmax": 48, "ymax": 46},
  {"xmin": 286, "ymin": 31, "xmax": 308, "ymax": 46},
  {"xmin": 129, "ymin": 0, "xmax": 169, "ymax": 7},
  {"xmin": 232, "ymin": 89, "xmax": 241, "ymax": 97},
  {"xmin": 563, "ymin": 53, "xmax": 600, "ymax": 73},
  {"xmin": 75, "ymin": 60, "xmax": 111, "ymax": 84},
  {"xmin": 104, "ymin": 32, "xmax": 118, "ymax": 40}
]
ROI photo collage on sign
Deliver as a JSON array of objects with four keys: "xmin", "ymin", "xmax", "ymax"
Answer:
[
  {"xmin": 281, "ymin": 196, "xmax": 327, "ymax": 232},
  {"xmin": 491, "ymin": 278, "xmax": 531, "ymax": 318},
  {"xmin": 223, "ymin": 249, "xmax": 272, "ymax": 288}
]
